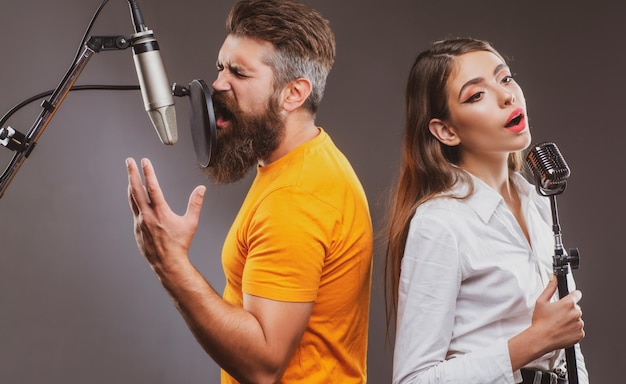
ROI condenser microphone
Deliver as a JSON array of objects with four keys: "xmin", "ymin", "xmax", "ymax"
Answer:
[
  {"xmin": 526, "ymin": 142, "xmax": 570, "ymax": 196},
  {"xmin": 128, "ymin": 0, "xmax": 177, "ymax": 145}
]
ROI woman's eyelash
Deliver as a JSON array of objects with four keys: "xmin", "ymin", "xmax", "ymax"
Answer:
[{"xmin": 464, "ymin": 92, "xmax": 483, "ymax": 103}]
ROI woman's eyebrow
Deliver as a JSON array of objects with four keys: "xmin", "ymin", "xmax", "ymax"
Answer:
[{"xmin": 458, "ymin": 63, "xmax": 510, "ymax": 99}]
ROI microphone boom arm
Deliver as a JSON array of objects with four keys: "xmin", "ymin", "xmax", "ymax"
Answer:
[{"xmin": 0, "ymin": 35, "xmax": 131, "ymax": 198}]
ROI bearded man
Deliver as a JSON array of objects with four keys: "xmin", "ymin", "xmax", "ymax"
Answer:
[{"xmin": 125, "ymin": 1, "xmax": 373, "ymax": 383}]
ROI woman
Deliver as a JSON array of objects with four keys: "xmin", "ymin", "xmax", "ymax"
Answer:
[{"xmin": 385, "ymin": 38, "xmax": 589, "ymax": 384}]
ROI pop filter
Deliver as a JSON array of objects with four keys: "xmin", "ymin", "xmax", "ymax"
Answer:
[{"xmin": 188, "ymin": 79, "xmax": 217, "ymax": 168}]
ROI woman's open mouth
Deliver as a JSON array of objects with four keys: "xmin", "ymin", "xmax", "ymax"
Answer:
[{"xmin": 505, "ymin": 108, "xmax": 526, "ymax": 133}]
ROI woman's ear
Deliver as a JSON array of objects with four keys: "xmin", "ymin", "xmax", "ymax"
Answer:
[
  {"xmin": 281, "ymin": 78, "xmax": 312, "ymax": 112},
  {"xmin": 429, "ymin": 118, "xmax": 461, "ymax": 146}
]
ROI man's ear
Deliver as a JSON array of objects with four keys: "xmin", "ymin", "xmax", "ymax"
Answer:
[
  {"xmin": 429, "ymin": 118, "xmax": 461, "ymax": 146},
  {"xmin": 281, "ymin": 78, "xmax": 312, "ymax": 112}
]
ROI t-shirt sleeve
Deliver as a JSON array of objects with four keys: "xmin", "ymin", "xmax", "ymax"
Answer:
[{"xmin": 241, "ymin": 187, "xmax": 341, "ymax": 302}]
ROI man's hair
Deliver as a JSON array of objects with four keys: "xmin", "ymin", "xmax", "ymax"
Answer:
[{"xmin": 226, "ymin": 0, "xmax": 336, "ymax": 113}]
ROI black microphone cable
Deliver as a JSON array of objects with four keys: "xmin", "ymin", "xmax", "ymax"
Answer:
[{"xmin": 0, "ymin": 85, "xmax": 139, "ymax": 129}]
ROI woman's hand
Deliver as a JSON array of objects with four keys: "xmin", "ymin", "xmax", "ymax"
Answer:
[
  {"xmin": 508, "ymin": 275, "xmax": 585, "ymax": 370},
  {"xmin": 531, "ymin": 275, "xmax": 585, "ymax": 351}
]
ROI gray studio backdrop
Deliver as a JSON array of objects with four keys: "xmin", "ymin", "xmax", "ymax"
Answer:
[{"xmin": 0, "ymin": 0, "xmax": 622, "ymax": 383}]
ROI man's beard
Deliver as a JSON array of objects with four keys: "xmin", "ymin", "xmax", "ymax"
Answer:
[{"xmin": 206, "ymin": 91, "xmax": 285, "ymax": 184}]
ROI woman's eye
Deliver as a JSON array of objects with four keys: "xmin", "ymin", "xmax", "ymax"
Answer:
[
  {"xmin": 502, "ymin": 75, "xmax": 514, "ymax": 84},
  {"xmin": 464, "ymin": 92, "xmax": 483, "ymax": 103}
]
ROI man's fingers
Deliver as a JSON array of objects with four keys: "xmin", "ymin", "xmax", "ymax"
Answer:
[
  {"xmin": 128, "ymin": 183, "xmax": 140, "ymax": 216},
  {"xmin": 140, "ymin": 158, "xmax": 167, "ymax": 207},
  {"xmin": 126, "ymin": 157, "xmax": 149, "ymax": 211},
  {"xmin": 185, "ymin": 185, "xmax": 206, "ymax": 221}
]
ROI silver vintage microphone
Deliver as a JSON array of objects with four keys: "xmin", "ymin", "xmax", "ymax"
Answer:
[{"xmin": 526, "ymin": 142, "xmax": 570, "ymax": 196}]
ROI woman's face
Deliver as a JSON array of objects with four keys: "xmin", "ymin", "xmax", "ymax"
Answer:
[{"xmin": 443, "ymin": 50, "xmax": 531, "ymax": 163}]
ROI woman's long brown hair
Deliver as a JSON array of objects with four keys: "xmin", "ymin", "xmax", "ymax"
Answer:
[{"xmin": 384, "ymin": 38, "xmax": 524, "ymax": 338}]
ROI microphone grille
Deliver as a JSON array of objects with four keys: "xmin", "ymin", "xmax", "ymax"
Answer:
[
  {"xmin": 526, "ymin": 142, "xmax": 570, "ymax": 195},
  {"xmin": 147, "ymin": 105, "xmax": 178, "ymax": 145}
]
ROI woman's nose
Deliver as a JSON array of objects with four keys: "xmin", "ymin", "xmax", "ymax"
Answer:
[{"xmin": 503, "ymin": 90, "xmax": 516, "ymax": 105}]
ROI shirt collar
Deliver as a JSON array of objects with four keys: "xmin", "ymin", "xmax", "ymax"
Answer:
[{"xmin": 450, "ymin": 171, "xmax": 534, "ymax": 224}]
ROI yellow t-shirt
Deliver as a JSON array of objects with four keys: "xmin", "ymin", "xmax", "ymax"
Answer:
[{"xmin": 221, "ymin": 129, "xmax": 373, "ymax": 383}]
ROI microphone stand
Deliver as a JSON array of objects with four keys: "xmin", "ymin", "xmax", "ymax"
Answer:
[
  {"xmin": 527, "ymin": 142, "xmax": 582, "ymax": 383},
  {"xmin": 547, "ymin": 194, "xmax": 580, "ymax": 384},
  {"xmin": 0, "ymin": 35, "xmax": 131, "ymax": 198},
  {"xmin": 1, "ymin": 0, "xmax": 216, "ymax": 199}
]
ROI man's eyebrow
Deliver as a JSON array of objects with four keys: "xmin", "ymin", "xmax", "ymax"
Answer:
[{"xmin": 216, "ymin": 60, "xmax": 250, "ymax": 75}]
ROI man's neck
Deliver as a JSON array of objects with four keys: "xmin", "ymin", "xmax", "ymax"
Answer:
[{"xmin": 259, "ymin": 112, "xmax": 319, "ymax": 167}]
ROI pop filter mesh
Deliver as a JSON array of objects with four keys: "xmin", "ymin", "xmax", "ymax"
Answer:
[{"xmin": 188, "ymin": 79, "xmax": 217, "ymax": 168}]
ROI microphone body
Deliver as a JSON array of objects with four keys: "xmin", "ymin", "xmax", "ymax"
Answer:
[
  {"xmin": 131, "ymin": 30, "xmax": 177, "ymax": 145},
  {"xmin": 526, "ymin": 142, "xmax": 570, "ymax": 195},
  {"xmin": 128, "ymin": 0, "xmax": 177, "ymax": 145}
]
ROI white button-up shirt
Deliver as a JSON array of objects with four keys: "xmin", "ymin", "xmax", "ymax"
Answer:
[{"xmin": 393, "ymin": 172, "xmax": 588, "ymax": 384}]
